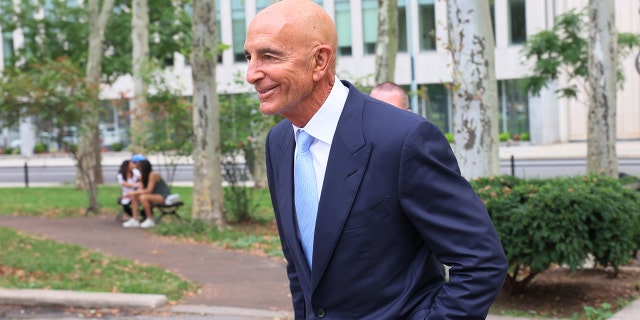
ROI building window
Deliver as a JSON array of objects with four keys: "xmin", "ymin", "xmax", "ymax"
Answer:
[
  {"xmin": 418, "ymin": 0, "xmax": 436, "ymax": 51},
  {"xmin": 2, "ymin": 32, "xmax": 13, "ymax": 68},
  {"xmin": 398, "ymin": 0, "xmax": 408, "ymax": 52},
  {"xmin": 232, "ymin": 1, "xmax": 246, "ymax": 62},
  {"xmin": 418, "ymin": 84, "xmax": 450, "ymax": 133},
  {"xmin": 498, "ymin": 79, "xmax": 529, "ymax": 139},
  {"xmin": 362, "ymin": 0, "xmax": 377, "ymax": 55},
  {"xmin": 490, "ymin": 3, "xmax": 496, "ymax": 41},
  {"xmin": 335, "ymin": 0, "xmax": 352, "ymax": 56},
  {"xmin": 256, "ymin": 0, "xmax": 269, "ymax": 12},
  {"xmin": 508, "ymin": 0, "xmax": 527, "ymax": 45}
]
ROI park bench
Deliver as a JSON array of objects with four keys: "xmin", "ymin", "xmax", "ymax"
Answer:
[
  {"xmin": 152, "ymin": 201, "xmax": 184, "ymax": 223},
  {"xmin": 115, "ymin": 199, "xmax": 184, "ymax": 224}
]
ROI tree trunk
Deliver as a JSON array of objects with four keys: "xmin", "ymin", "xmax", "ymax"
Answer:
[
  {"xmin": 251, "ymin": 128, "xmax": 268, "ymax": 189},
  {"xmin": 191, "ymin": 0, "xmax": 226, "ymax": 229},
  {"xmin": 446, "ymin": 0, "xmax": 500, "ymax": 179},
  {"xmin": 76, "ymin": 0, "xmax": 115, "ymax": 213},
  {"xmin": 130, "ymin": 0, "xmax": 150, "ymax": 152},
  {"xmin": 374, "ymin": 0, "xmax": 398, "ymax": 84},
  {"xmin": 587, "ymin": 0, "xmax": 618, "ymax": 178}
]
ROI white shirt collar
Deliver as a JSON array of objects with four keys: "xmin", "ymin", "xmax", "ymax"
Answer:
[{"xmin": 293, "ymin": 76, "xmax": 349, "ymax": 145}]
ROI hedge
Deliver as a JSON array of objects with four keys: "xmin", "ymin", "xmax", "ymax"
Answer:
[{"xmin": 471, "ymin": 175, "xmax": 640, "ymax": 293}]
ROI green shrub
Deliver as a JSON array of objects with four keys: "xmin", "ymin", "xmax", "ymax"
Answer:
[
  {"xmin": 69, "ymin": 144, "xmax": 78, "ymax": 153},
  {"xmin": 520, "ymin": 132, "xmax": 530, "ymax": 141},
  {"xmin": 472, "ymin": 175, "xmax": 640, "ymax": 293},
  {"xmin": 444, "ymin": 133, "xmax": 454, "ymax": 143},
  {"xmin": 33, "ymin": 143, "xmax": 48, "ymax": 154},
  {"xmin": 499, "ymin": 132, "xmax": 511, "ymax": 142},
  {"xmin": 1, "ymin": 147, "xmax": 14, "ymax": 155},
  {"xmin": 111, "ymin": 142, "xmax": 123, "ymax": 151}
]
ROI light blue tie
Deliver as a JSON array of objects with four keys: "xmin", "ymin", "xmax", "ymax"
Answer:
[{"xmin": 294, "ymin": 130, "xmax": 318, "ymax": 268}]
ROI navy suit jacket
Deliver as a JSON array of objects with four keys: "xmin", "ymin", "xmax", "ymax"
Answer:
[{"xmin": 265, "ymin": 81, "xmax": 508, "ymax": 319}]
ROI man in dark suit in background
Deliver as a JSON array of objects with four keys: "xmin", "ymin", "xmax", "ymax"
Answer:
[
  {"xmin": 244, "ymin": 0, "xmax": 508, "ymax": 319},
  {"xmin": 371, "ymin": 81, "xmax": 411, "ymax": 111}
]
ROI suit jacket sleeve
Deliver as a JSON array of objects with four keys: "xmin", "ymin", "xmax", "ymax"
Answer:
[{"xmin": 399, "ymin": 121, "xmax": 508, "ymax": 319}]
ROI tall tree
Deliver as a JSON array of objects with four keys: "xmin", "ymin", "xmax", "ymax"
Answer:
[
  {"xmin": 446, "ymin": 0, "xmax": 500, "ymax": 179},
  {"xmin": 587, "ymin": 0, "xmax": 618, "ymax": 178},
  {"xmin": 77, "ymin": 0, "xmax": 116, "ymax": 211},
  {"xmin": 521, "ymin": 9, "xmax": 639, "ymax": 177},
  {"xmin": 374, "ymin": 0, "xmax": 398, "ymax": 84},
  {"xmin": 0, "ymin": 58, "xmax": 93, "ymax": 207},
  {"xmin": 191, "ymin": 0, "xmax": 225, "ymax": 228},
  {"xmin": 130, "ymin": 0, "xmax": 151, "ymax": 152},
  {"xmin": 1, "ymin": 0, "xmax": 191, "ymax": 184}
]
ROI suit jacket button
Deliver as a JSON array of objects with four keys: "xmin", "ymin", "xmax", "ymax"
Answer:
[{"xmin": 316, "ymin": 308, "xmax": 326, "ymax": 318}]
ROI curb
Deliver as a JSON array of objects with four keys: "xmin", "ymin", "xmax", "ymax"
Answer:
[
  {"xmin": 0, "ymin": 288, "xmax": 168, "ymax": 309},
  {"xmin": 169, "ymin": 305, "xmax": 293, "ymax": 319},
  {"xmin": 0, "ymin": 288, "xmax": 294, "ymax": 319}
]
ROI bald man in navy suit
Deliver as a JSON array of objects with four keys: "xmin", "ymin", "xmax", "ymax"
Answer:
[{"xmin": 244, "ymin": 1, "xmax": 508, "ymax": 319}]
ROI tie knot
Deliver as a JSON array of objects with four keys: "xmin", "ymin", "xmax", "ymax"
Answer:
[{"xmin": 297, "ymin": 130, "xmax": 314, "ymax": 153}]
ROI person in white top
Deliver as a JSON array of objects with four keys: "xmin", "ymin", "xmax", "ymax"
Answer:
[{"xmin": 116, "ymin": 159, "xmax": 141, "ymax": 219}]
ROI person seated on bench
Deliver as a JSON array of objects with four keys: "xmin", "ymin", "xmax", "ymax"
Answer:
[
  {"xmin": 116, "ymin": 159, "xmax": 142, "ymax": 220},
  {"xmin": 122, "ymin": 158, "xmax": 171, "ymax": 229}
]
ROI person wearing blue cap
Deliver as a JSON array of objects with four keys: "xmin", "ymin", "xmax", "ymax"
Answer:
[
  {"xmin": 122, "ymin": 159, "xmax": 171, "ymax": 228},
  {"xmin": 131, "ymin": 154, "xmax": 147, "ymax": 163}
]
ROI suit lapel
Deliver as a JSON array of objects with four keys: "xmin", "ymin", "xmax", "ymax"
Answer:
[{"xmin": 311, "ymin": 83, "xmax": 371, "ymax": 292}]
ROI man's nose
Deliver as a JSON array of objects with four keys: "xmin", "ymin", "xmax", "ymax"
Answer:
[{"xmin": 246, "ymin": 59, "xmax": 263, "ymax": 85}]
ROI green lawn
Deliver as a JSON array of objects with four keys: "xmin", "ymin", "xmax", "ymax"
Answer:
[
  {"xmin": 0, "ymin": 184, "xmax": 279, "ymax": 301},
  {"xmin": 0, "ymin": 226, "xmax": 197, "ymax": 301}
]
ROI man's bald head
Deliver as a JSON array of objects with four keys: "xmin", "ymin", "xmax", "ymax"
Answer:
[{"xmin": 251, "ymin": 0, "xmax": 338, "ymax": 73}]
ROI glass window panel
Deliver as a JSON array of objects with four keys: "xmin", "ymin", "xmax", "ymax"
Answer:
[
  {"xmin": 418, "ymin": 1, "xmax": 435, "ymax": 51},
  {"xmin": 256, "ymin": 0, "xmax": 270, "ymax": 12},
  {"xmin": 2, "ymin": 32, "xmax": 13, "ymax": 67},
  {"xmin": 232, "ymin": 1, "xmax": 246, "ymax": 62},
  {"xmin": 216, "ymin": 0, "xmax": 222, "ymax": 63},
  {"xmin": 362, "ymin": 0, "xmax": 377, "ymax": 55},
  {"xmin": 335, "ymin": 0, "xmax": 352, "ymax": 56},
  {"xmin": 498, "ymin": 79, "xmax": 530, "ymax": 139},
  {"xmin": 398, "ymin": 0, "xmax": 407, "ymax": 52},
  {"xmin": 419, "ymin": 84, "xmax": 450, "ymax": 133},
  {"xmin": 490, "ymin": 3, "xmax": 496, "ymax": 42},
  {"xmin": 508, "ymin": 0, "xmax": 527, "ymax": 45}
]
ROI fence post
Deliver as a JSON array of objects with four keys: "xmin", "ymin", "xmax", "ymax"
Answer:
[
  {"xmin": 24, "ymin": 162, "xmax": 29, "ymax": 188},
  {"xmin": 510, "ymin": 155, "xmax": 515, "ymax": 177}
]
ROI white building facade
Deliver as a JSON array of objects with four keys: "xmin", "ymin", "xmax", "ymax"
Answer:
[{"xmin": 2, "ymin": 0, "xmax": 640, "ymax": 149}]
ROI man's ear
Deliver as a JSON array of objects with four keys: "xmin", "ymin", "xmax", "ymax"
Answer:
[{"xmin": 312, "ymin": 45, "xmax": 333, "ymax": 81}]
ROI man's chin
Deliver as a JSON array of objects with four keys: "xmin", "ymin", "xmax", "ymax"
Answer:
[{"xmin": 259, "ymin": 104, "xmax": 279, "ymax": 116}]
